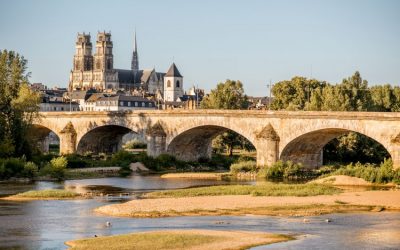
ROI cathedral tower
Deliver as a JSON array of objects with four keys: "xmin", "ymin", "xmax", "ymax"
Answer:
[
  {"xmin": 163, "ymin": 63, "xmax": 184, "ymax": 102},
  {"xmin": 93, "ymin": 31, "xmax": 118, "ymax": 90},
  {"xmin": 69, "ymin": 33, "xmax": 93, "ymax": 90},
  {"xmin": 131, "ymin": 32, "xmax": 139, "ymax": 71},
  {"xmin": 73, "ymin": 33, "xmax": 93, "ymax": 71}
]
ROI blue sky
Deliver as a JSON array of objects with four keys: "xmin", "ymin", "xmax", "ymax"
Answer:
[{"xmin": 0, "ymin": 0, "xmax": 399, "ymax": 96}]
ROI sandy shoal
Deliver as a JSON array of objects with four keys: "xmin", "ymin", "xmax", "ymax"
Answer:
[
  {"xmin": 65, "ymin": 230, "xmax": 290, "ymax": 250},
  {"xmin": 96, "ymin": 190, "xmax": 400, "ymax": 217}
]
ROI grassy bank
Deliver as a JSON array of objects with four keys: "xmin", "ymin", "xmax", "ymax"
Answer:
[
  {"xmin": 3, "ymin": 189, "xmax": 80, "ymax": 200},
  {"xmin": 160, "ymin": 172, "xmax": 229, "ymax": 179},
  {"xmin": 110, "ymin": 204, "xmax": 382, "ymax": 218},
  {"xmin": 65, "ymin": 230, "xmax": 293, "ymax": 250},
  {"xmin": 146, "ymin": 183, "xmax": 341, "ymax": 198}
]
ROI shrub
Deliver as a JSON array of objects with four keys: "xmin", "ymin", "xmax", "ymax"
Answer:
[
  {"xmin": 66, "ymin": 154, "xmax": 88, "ymax": 168},
  {"xmin": 118, "ymin": 161, "xmax": 133, "ymax": 177},
  {"xmin": 326, "ymin": 159, "xmax": 399, "ymax": 184},
  {"xmin": 209, "ymin": 154, "xmax": 236, "ymax": 169},
  {"xmin": 111, "ymin": 150, "xmax": 136, "ymax": 166},
  {"xmin": 40, "ymin": 156, "xmax": 68, "ymax": 180},
  {"xmin": 230, "ymin": 161, "xmax": 257, "ymax": 174},
  {"xmin": 157, "ymin": 154, "xmax": 178, "ymax": 168},
  {"xmin": 0, "ymin": 158, "xmax": 26, "ymax": 179},
  {"xmin": 257, "ymin": 161, "xmax": 305, "ymax": 180},
  {"xmin": 123, "ymin": 139, "xmax": 147, "ymax": 149},
  {"xmin": 22, "ymin": 162, "xmax": 38, "ymax": 178}
]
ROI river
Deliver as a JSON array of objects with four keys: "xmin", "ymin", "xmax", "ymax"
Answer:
[{"xmin": 0, "ymin": 176, "xmax": 399, "ymax": 250}]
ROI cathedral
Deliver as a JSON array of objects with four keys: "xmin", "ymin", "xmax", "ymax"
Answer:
[{"xmin": 68, "ymin": 31, "xmax": 184, "ymax": 102}]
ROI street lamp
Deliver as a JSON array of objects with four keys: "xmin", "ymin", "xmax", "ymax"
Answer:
[
  {"xmin": 267, "ymin": 80, "xmax": 273, "ymax": 110},
  {"xmin": 69, "ymin": 92, "xmax": 72, "ymax": 112}
]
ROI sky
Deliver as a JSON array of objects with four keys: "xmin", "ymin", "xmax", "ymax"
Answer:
[{"xmin": 0, "ymin": 0, "xmax": 399, "ymax": 96}]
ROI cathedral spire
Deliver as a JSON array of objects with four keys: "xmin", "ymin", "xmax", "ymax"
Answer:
[{"xmin": 131, "ymin": 31, "xmax": 139, "ymax": 71}]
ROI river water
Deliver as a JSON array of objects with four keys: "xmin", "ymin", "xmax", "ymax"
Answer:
[{"xmin": 0, "ymin": 176, "xmax": 399, "ymax": 250}]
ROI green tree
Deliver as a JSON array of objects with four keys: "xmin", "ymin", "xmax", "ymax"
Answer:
[
  {"xmin": 200, "ymin": 80, "xmax": 254, "ymax": 155},
  {"xmin": 0, "ymin": 50, "xmax": 39, "ymax": 158},
  {"xmin": 270, "ymin": 71, "xmax": 392, "ymax": 165},
  {"xmin": 201, "ymin": 80, "xmax": 248, "ymax": 109},
  {"xmin": 270, "ymin": 77, "xmax": 326, "ymax": 110}
]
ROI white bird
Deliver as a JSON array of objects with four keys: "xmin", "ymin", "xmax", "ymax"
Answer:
[{"xmin": 106, "ymin": 221, "xmax": 111, "ymax": 227}]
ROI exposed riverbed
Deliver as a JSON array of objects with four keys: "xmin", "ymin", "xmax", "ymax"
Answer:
[{"xmin": 0, "ymin": 176, "xmax": 399, "ymax": 250}]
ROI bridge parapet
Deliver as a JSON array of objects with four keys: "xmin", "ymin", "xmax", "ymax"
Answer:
[{"xmin": 34, "ymin": 111, "xmax": 400, "ymax": 169}]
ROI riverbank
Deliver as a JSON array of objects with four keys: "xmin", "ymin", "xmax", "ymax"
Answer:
[
  {"xmin": 96, "ymin": 190, "xmax": 400, "ymax": 218},
  {"xmin": 65, "ymin": 230, "xmax": 293, "ymax": 250},
  {"xmin": 0, "ymin": 189, "xmax": 84, "ymax": 201},
  {"xmin": 161, "ymin": 172, "xmax": 229, "ymax": 179}
]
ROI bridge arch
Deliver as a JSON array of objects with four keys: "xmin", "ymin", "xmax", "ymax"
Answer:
[
  {"xmin": 166, "ymin": 125, "xmax": 256, "ymax": 161},
  {"xmin": 280, "ymin": 128, "xmax": 392, "ymax": 168},
  {"xmin": 29, "ymin": 124, "xmax": 60, "ymax": 153},
  {"xmin": 76, "ymin": 124, "xmax": 137, "ymax": 154}
]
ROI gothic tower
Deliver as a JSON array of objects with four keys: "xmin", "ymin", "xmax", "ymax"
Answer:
[
  {"xmin": 73, "ymin": 33, "xmax": 93, "ymax": 71},
  {"xmin": 131, "ymin": 32, "xmax": 139, "ymax": 72},
  {"xmin": 69, "ymin": 33, "xmax": 93, "ymax": 90},
  {"xmin": 163, "ymin": 63, "xmax": 184, "ymax": 102},
  {"xmin": 93, "ymin": 31, "xmax": 118, "ymax": 90}
]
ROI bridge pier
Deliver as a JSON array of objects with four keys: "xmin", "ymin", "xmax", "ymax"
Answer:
[
  {"xmin": 255, "ymin": 124, "xmax": 280, "ymax": 166},
  {"xmin": 59, "ymin": 122, "xmax": 77, "ymax": 155},
  {"xmin": 146, "ymin": 123, "xmax": 167, "ymax": 158},
  {"xmin": 390, "ymin": 149, "xmax": 400, "ymax": 170}
]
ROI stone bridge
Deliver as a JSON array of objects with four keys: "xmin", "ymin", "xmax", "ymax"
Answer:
[{"xmin": 33, "ymin": 110, "xmax": 400, "ymax": 169}]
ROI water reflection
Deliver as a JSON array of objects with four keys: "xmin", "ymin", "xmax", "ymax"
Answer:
[{"xmin": 0, "ymin": 176, "xmax": 399, "ymax": 250}]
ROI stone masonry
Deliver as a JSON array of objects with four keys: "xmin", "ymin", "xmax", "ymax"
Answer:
[{"xmin": 34, "ymin": 110, "xmax": 400, "ymax": 169}]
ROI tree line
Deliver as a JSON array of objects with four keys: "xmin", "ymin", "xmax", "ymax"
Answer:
[
  {"xmin": 200, "ymin": 72, "xmax": 398, "ymax": 164},
  {"xmin": 271, "ymin": 71, "xmax": 400, "ymax": 112}
]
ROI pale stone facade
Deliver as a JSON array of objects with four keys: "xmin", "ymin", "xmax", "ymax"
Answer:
[
  {"xmin": 69, "ymin": 32, "xmax": 118, "ymax": 91},
  {"xmin": 33, "ymin": 110, "xmax": 400, "ymax": 169},
  {"xmin": 68, "ymin": 32, "xmax": 184, "ymax": 102}
]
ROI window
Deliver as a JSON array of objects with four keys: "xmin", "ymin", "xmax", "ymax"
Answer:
[
  {"xmin": 167, "ymin": 80, "xmax": 171, "ymax": 88},
  {"xmin": 120, "ymin": 101, "xmax": 123, "ymax": 106},
  {"xmin": 142, "ymin": 102, "xmax": 145, "ymax": 107},
  {"xmin": 135, "ymin": 102, "xmax": 138, "ymax": 107},
  {"xmin": 176, "ymin": 80, "xmax": 180, "ymax": 88},
  {"xmin": 128, "ymin": 102, "xmax": 131, "ymax": 106},
  {"xmin": 149, "ymin": 103, "xmax": 152, "ymax": 107}
]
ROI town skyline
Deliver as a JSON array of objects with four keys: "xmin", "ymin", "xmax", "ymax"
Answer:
[{"xmin": 1, "ymin": 0, "xmax": 399, "ymax": 96}]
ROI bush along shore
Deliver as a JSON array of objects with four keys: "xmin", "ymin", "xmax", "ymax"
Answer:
[
  {"xmin": 2, "ymin": 149, "xmax": 400, "ymax": 185},
  {"xmin": 0, "ymin": 151, "xmax": 249, "ymax": 181},
  {"xmin": 229, "ymin": 159, "xmax": 400, "ymax": 185}
]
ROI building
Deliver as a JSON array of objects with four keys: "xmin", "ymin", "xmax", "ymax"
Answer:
[
  {"xmin": 163, "ymin": 63, "xmax": 184, "ymax": 102},
  {"xmin": 68, "ymin": 31, "xmax": 181, "ymax": 101},
  {"xmin": 85, "ymin": 94, "xmax": 156, "ymax": 111},
  {"xmin": 69, "ymin": 32, "xmax": 119, "ymax": 90}
]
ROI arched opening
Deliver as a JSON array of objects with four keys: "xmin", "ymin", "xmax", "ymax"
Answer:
[
  {"xmin": 77, "ymin": 125, "xmax": 135, "ymax": 155},
  {"xmin": 167, "ymin": 125, "xmax": 255, "ymax": 162},
  {"xmin": 167, "ymin": 80, "xmax": 171, "ymax": 88},
  {"xmin": 28, "ymin": 125, "xmax": 60, "ymax": 154},
  {"xmin": 176, "ymin": 80, "xmax": 180, "ymax": 88},
  {"xmin": 281, "ymin": 128, "xmax": 391, "ymax": 168}
]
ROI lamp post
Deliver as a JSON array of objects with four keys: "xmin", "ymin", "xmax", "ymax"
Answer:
[
  {"xmin": 69, "ymin": 92, "xmax": 72, "ymax": 112},
  {"xmin": 267, "ymin": 80, "xmax": 273, "ymax": 110}
]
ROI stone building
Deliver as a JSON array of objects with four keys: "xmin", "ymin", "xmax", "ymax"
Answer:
[{"xmin": 68, "ymin": 31, "xmax": 183, "ymax": 102}]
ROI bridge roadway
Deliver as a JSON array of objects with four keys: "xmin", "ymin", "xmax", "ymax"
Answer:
[{"xmin": 33, "ymin": 110, "xmax": 400, "ymax": 169}]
